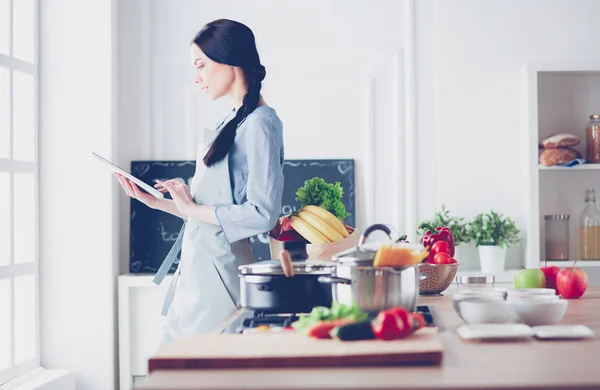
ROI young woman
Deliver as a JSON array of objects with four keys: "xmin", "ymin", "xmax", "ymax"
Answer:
[{"xmin": 115, "ymin": 19, "xmax": 284, "ymax": 349}]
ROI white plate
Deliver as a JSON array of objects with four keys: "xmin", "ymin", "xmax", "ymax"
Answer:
[
  {"xmin": 533, "ymin": 325, "xmax": 595, "ymax": 340},
  {"xmin": 457, "ymin": 324, "xmax": 534, "ymax": 340}
]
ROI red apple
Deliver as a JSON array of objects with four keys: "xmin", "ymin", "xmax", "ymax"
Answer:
[
  {"xmin": 540, "ymin": 264, "xmax": 561, "ymax": 294},
  {"xmin": 556, "ymin": 266, "xmax": 588, "ymax": 299}
]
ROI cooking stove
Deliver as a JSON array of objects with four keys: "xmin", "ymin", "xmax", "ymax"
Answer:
[{"xmin": 222, "ymin": 305, "xmax": 438, "ymax": 334}]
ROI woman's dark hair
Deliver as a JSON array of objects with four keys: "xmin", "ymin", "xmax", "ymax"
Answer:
[{"xmin": 193, "ymin": 19, "xmax": 266, "ymax": 167}]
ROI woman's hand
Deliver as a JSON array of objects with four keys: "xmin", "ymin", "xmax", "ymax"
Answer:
[
  {"xmin": 114, "ymin": 173, "xmax": 158, "ymax": 208},
  {"xmin": 155, "ymin": 179, "xmax": 196, "ymax": 217}
]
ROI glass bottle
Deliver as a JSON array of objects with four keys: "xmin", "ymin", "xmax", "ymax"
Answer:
[
  {"xmin": 586, "ymin": 114, "xmax": 600, "ymax": 163},
  {"xmin": 579, "ymin": 189, "xmax": 600, "ymax": 260}
]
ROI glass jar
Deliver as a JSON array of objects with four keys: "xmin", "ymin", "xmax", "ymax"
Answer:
[
  {"xmin": 544, "ymin": 214, "xmax": 570, "ymax": 261},
  {"xmin": 579, "ymin": 188, "xmax": 600, "ymax": 260},
  {"xmin": 455, "ymin": 274, "xmax": 496, "ymax": 290},
  {"xmin": 586, "ymin": 114, "xmax": 600, "ymax": 163}
]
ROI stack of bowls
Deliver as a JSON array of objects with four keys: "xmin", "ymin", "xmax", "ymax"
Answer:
[
  {"xmin": 506, "ymin": 288, "xmax": 568, "ymax": 326},
  {"xmin": 452, "ymin": 287, "xmax": 568, "ymax": 326},
  {"xmin": 452, "ymin": 288, "xmax": 509, "ymax": 323}
]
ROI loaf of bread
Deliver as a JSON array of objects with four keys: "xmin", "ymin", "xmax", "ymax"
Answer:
[
  {"xmin": 539, "ymin": 147, "xmax": 581, "ymax": 166},
  {"xmin": 539, "ymin": 133, "xmax": 580, "ymax": 149}
]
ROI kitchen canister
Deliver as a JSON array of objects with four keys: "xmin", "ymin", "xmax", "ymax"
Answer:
[{"xmin": 544, "ymin": 214, "xmax": 570, "ymax": 261}]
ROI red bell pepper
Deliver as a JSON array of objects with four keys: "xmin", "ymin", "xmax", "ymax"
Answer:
[
  {"xmin": 371, "ymin": 307, "xmax": 412, "ymax": 340},
  {"xmin": 419, "ymin": 223, "xmax": 455, "ymax": 259}
]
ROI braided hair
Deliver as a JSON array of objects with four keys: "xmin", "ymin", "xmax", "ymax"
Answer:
[{"xmin": 193, "ymin": 19, "xmax": 266, "ymax": 167}]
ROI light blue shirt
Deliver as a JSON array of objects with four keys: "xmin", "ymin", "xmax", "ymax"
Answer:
[{"xmin": 214, "ymin": 106, "xmax": 284, "ymax": 243}]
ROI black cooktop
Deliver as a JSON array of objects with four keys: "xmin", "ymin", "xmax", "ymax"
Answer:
[{"xmin": 222, "ymin": 305, "xmax": 438, "ymax": 334}]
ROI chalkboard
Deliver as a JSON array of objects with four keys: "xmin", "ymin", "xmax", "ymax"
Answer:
[{"xmin": 129, "ymin": 159, "xmax": 355, "ymax": 274}]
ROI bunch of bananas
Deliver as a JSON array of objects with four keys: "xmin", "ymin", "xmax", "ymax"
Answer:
[{"xmin": 289, "ymin": 205, "xmax": 350, "ymax": 244}]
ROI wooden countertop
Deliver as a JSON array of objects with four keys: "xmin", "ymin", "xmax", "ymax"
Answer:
[{"xmin": 136, "ymin": 287, "xmax": 600, "ymax": 390}]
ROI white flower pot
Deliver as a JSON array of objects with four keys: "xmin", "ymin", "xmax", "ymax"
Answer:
[
  {"xmin": 453, "ymin": 244, "xmax": 463, "ymax": 261},
  {"xmin": 478, "ymin": 245, "xmax": 507, "ymax": 274}
]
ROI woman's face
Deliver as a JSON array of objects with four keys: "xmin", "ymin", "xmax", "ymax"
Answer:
[{"xmin": 190, "ymin": 43, "xmax": 235, "ymax": 100}]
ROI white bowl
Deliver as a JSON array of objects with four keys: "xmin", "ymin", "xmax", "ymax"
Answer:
[
  {"xmin": 508, "ymin": 299, "xmax": 568, "ymax": 326},
  {"xmin": 452, "ymin": 291, "xmax": 506, "ymax": 319},
  {"xmin": 457, "ymin": 287, "xmax": 508, "ymax": 297},
  {"xmin": 507, "ymin": 294, "xmax": 560, "ymax": 302},
  {"xmin": 459, "ymin": 300, "xmax": 513, "ymax": 324},
  {"xmin": 508, "ymin": 288, "xmax": 556, "ymax": 297}
]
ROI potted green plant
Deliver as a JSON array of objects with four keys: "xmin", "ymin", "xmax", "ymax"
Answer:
[
  {"xmin": 469, "ymin": 210, "xmax": 522, "ymax": 274},
  {"xmin": 417, "ymin": 205, "xmax": 471, "ymax": 259}
]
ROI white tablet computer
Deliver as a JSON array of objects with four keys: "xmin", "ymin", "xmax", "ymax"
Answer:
[{"xmin": 92, "ymin": 152, "xmax": 165, "ymax": 199}]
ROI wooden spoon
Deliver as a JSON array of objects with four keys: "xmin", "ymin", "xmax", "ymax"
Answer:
[{"xmin": 280, "ymin": 249, "xmax": 294, "ymax": 277}]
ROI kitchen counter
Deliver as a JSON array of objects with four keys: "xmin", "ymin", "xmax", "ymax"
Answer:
[{"xmin": 136, "ymin": 287, "xmax": 600, "ymax": 390}]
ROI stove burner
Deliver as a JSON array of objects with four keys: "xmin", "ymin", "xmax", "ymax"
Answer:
[
  {"xmin": 242, "ymin": 312, "xmax": 299, "ymax": 330},
  {"xmin": 223, "ymin": 305, "xmax": 438, "ymax": 334}
]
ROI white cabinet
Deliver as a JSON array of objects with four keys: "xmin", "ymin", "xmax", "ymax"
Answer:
[
  {"xmin": 118, "ymin": 274, "xmax": 171, "ymax": 390},
  {"xmin": 521, "ymin": 62, "xmax": 600, "ymax": 275}
]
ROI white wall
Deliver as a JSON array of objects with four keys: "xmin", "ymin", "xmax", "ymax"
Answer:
[
  {"xmin": 39, "ymin": 0, "xmax": 118, "ymax": 389},
  {"xmin": 415, "ymin": 0, "xmax": 600, "ymax": 270}
]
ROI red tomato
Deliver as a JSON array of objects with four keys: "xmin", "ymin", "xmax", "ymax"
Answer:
[
  {"xmin": 430, "ymin": 240, "xmax": 451, "ymax": 255},
  {"xmin": 433, "ymin": 252, "xmax": 455, "ymax": 264},
  {"xmin": 411, "ymin": 313, "xmax": 426, "ymax": 331}
]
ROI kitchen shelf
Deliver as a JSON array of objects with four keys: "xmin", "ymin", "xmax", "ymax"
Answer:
[
  {"xmin": 539, "ymin": 164, "xmax": 600, "ymax": 170},
  {"xmin": 539, "ymin": 260, "xmax": 600, "ymax": 267},
  {"xmin": 521, "ymin": 62, "xmax": 600, "ymax": 270}
]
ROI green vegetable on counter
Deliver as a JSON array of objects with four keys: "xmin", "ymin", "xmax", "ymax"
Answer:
[
  {"xmin": 330, "ymin": 320, "xmax": 375, "ymax": 341},
  {"xmin": 292, "ymin": 301, "xmax": 368, "ymax": 334},
  {"xmin": 295, "ymin": 177, "xmax": 351, "ymax": 220}
]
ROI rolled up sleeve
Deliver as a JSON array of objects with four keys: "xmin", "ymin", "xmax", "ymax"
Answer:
[{"xmin": 215, "ymin": 115, "xmax": 284, "ymax": 243}]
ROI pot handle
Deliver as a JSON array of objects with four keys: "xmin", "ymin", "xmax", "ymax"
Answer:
[
  {"xmin": 242, "ymin": 275, "xmax": 273, "ymax": 284},
  {"xmin": 317, "ymin": 275, "xmax": 352, "ymax": 285},
  {"xmin": 419, "ymin": 273, "xmax": 428, "ymax": 281},
  {"xmin": 357, "ymin": 224, "xmax": 401, "ymax": 249}
]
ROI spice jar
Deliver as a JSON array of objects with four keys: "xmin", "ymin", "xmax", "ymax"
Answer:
[
  {"xmin": 544, "ymin": 214, "xmax": 570, "ymax": 261},
  {"xmin": 586, "ymin": 114, "xmax": 600, "ymax": 163}
]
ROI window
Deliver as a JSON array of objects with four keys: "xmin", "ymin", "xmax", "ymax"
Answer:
[{"xmin": 0, "ymin": 0, "xmax": 39, "ymax": 385}]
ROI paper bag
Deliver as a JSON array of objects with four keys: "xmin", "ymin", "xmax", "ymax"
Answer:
[{"xmin": 268, "ymin": 217, "xmax": 360, "ymax": 262}]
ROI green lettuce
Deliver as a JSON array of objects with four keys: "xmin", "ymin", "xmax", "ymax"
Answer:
[
  {"xmin": 291, "ymin": 301, "xmax": 368, "ymax": 333},
  {"xmin": 295, "ymin": 177, "xmax": 351, "ymax": 220}
]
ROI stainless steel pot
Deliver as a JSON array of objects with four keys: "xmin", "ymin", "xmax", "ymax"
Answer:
[{"xmin": 318, "ymin": 224, "xmax": 423, "ymax": 313}]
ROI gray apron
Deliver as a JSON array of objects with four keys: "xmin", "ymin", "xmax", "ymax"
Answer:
[{"xmin": 152, "ymin": 114, "xmax": 254, "ymax": 349}]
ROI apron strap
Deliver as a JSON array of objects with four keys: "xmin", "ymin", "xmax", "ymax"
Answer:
[
  {"xmin": 153, "ymin": 221, "xmax": 187, "ymax": 316},
  {"xmin": 160, "ymin": 267, "xmax": 181, "ymax": 316},
  {"xmin": 152, "ymin": 221, "xmax": 186, "ymax": 286}
]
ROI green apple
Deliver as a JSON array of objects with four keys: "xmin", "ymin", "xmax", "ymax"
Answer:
[{"xmin": 513, "ymin": 268, "xmax": 546, "ymax": 289}]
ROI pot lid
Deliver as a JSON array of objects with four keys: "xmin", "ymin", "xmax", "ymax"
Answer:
[
  {"xmin": 238, "ymin": 260, "xmax": 333, "ymax": 275},
  {"xmin": 332, "ymin": 224, "xmax": 427, "ymax": 266},
  {"xmin": 332, "ymin": 223, "xmax": 403, "ymax": 265},
  {"xmin": 331, "ymin": 246, "xmax": 376, "ymax": 264}
]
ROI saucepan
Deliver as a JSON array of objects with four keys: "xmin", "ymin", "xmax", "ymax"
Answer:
[
  {"xmin": 237, "ymin": 241, "xmax": 334, "ymax": 314},
  {"xmin": 318, "ymin": 224, "xmax": 426, "ymax": 313}
]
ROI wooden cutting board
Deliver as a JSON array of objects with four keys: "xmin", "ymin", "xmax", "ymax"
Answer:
[{"xmin": 148, "ymin": 328, "xmax": 443, "ymax": 372}]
